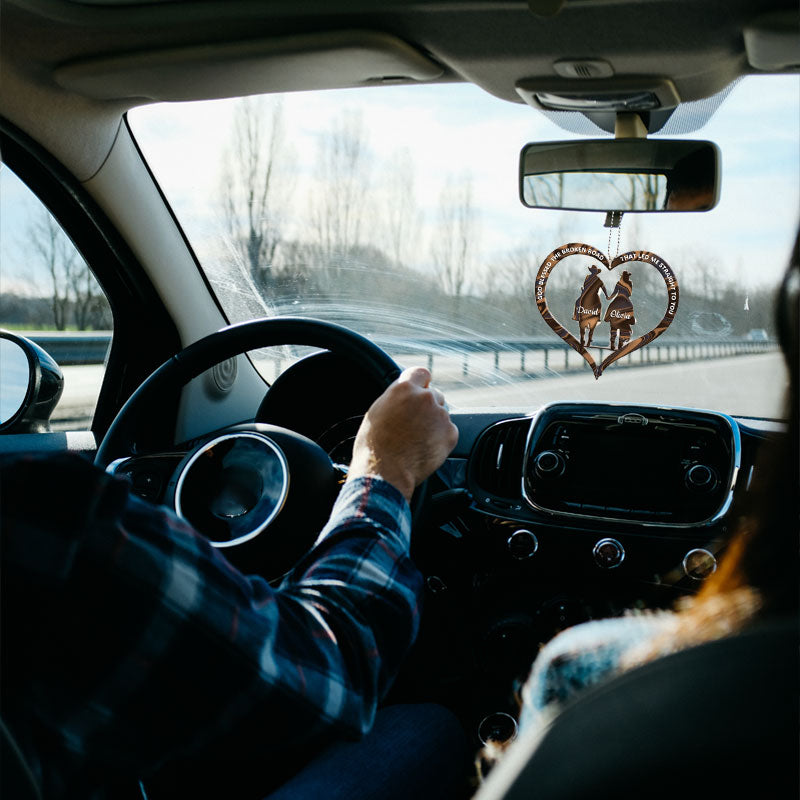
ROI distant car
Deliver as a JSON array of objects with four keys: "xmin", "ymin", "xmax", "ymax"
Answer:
[{"xmin": 747, "ymin": 328, "xmax": 769, "ymax": 341}]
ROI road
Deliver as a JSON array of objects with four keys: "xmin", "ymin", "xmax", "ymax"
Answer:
[
  {"xmin": 443, "ymin": 352, "xmax": 788, "ymax": 418},
  {"xmin": 54, "ymin": 352, "xmax": 787, "ymax": 430},
  {"xmin": 51, "ymin": 364, "xmax": 105, "ymax": 430}
]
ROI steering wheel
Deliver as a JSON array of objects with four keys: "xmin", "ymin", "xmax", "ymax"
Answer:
[{"xmin": 95, "ymin": 318, "xmax": 402, "ymax": 578}]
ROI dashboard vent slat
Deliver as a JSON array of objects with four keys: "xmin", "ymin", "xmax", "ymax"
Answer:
[{"xmin": 471, "ymin": 419, "xmax": 530, "ymax": 500}]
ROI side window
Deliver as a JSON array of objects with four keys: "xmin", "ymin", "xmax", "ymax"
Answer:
[{"xmin": 0, "ymin": 163, "xmax": 112, "ymax": 431}]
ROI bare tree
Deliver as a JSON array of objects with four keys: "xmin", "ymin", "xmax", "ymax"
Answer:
[
  {"xmin": 483, "ymin": 244, "xmax": 544, "ymax": 297},
  {"xmin": 693, "ymin": 255, "xmax": 723, "ymax": 302},
  {"xmin": 70, "ymin": 263, "xmax": 110, "ymax": 330},
  {"xmin": 23, "ymin": 208, "xmax": 109, "ymax": 330},
  {"xmin": 380, "ymin": 147, "xmax": 421, "ymax": 267},
  {"xmin": 431, "ymin": 173, "xmax": 478, "ymax": 299},
  {"xmin": 310, "ymin": 109, "xmax": 372, "ymax": 278},
  {"xmin": 626, "ymin": 173, "xmax": 661, "ymax": 210},
  {"xmin": 28, "ymin": 210, "xmax": 76, "ymax": 330},
  {"xmin": 220, "ymin": 97, "xmax": 293, "ymax": 293},
  {"xmin": 523, "ymin": 173, "xmax": 565, "ymax": 208}
]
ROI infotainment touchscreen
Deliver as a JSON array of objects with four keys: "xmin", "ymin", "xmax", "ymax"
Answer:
[
  {"xmin": 555, "ymin": 425, "xmax": 685, "ymax": 510},
  {"xmin": 523, "ymin": 404, "xmax": 737, "ymax": 526}
]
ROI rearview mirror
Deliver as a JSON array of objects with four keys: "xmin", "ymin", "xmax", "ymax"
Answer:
[{"xmin": 519, "ymin": 139, "xmax": 720, "ymax": 212}]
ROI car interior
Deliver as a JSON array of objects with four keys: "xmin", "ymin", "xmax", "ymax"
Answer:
[{"xmin": 1, "ymin": 0, "xmax": 798, "ymax": 798}]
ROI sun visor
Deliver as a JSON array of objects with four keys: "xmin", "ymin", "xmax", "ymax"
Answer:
[{"xmin": 54, "ymin": 30, "xmax": 444, "ymax": 103}]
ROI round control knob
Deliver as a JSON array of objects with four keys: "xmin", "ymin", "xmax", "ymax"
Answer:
[
  {"xmin": 685, "ymin": 463, "xmax": 717, "ymax": 492},
  {"xmin": 593, "ymin": 538, "xmax": 625, "ymax": 569},
  {"xmin": 478, "ymin": 712, "xmax": 518, "ymax": 746},
  {"xmin": 507, "ymin": 529, "xmax": 539, "ymax": 560},
  {"xmin": 683, "ymin": 548, "xmax": 717, "ymax": 580},
  {"xmin": 426, "ymin": 575, "xmax": 448, "ymax": 594},
  {"xmin": 534, "ymin": 450, "xmax": 565, "ymax": 478}
]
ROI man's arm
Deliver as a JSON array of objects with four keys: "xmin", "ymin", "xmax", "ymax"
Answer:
[{"xmin": 1, "ymin": 367, "xmax": 458, "ymax": 785}]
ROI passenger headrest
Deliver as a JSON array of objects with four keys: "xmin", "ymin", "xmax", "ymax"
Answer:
[{"xmin": 474, "ymin": 620, "xmax": 799, "ymax": 800}]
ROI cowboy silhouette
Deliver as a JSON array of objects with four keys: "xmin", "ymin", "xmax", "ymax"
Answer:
[
  {"xmin": 605, "ymin": 270, "xmax": 636, "ymax": 350},
  {"xmin": 572, "ymin": 264, "xmax": 608, "ymax": 348}
]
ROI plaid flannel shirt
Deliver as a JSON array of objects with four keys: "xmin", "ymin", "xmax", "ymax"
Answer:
[{"xmin": 1, "ymin": 453, "xmax": 421, "ymax": 798}]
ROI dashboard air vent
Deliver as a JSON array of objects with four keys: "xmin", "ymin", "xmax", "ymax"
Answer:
[{"xmin": 471, "ymin": 419, "xmax": 530, "ymax": 499}]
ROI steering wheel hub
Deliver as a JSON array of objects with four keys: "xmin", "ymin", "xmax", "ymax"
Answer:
[{"xmin": 172, "ymin": 432, "xmax": 289, "ymax": 547}]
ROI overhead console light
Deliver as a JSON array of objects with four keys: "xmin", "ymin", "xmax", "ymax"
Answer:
[
  {"xmin": 517, "ymin": 78, "xmax": 680, "ymax": 113},
  {"xmin": 552, "ymin": 59, "xmax": 615, "ymax": 80}
]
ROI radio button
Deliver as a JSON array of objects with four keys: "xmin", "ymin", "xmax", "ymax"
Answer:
[
  {"xmin": 683, "ymin": 548, "xmax": 717, "ymax": 580},
  {"xmin": 593, "ymin": 538, "xmax": 625, "ymax": 569},
  {"xmin": 507, "ymin": 529, "xmax": 539, "ymax": 559},
  {"xmin": 534, "ymin": 450, "xmax": 565, "ymax": 478},
  {"xmin": 685, "ymin": 464, "xmax": 718, "ymax": 491}
]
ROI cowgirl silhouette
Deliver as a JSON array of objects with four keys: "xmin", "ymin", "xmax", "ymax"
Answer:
[{"xmin": 604, "ymin": 271, "xmax": 636, "ymax": 350}]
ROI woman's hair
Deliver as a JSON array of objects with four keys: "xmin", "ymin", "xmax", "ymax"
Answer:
[
  {"xmin": 698, "ymin": 225, "xmax": 799, "ymax": 616},
  {"xmin": 627, "ymin": 227, "xmax": 799, "ymax": 664}
]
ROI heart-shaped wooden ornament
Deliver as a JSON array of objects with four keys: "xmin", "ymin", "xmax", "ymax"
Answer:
[{"xmin": 534, "ymin": 243, "xmax": 679, "ymax": 378}]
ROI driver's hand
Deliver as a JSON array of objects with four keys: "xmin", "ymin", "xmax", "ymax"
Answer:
[{"xmin": 347, "ymin": 367, "xmax": 458, "ymax": 503}]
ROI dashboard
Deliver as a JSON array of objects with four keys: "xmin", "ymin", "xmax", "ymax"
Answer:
[
  {"xmin": 107, "ymin": 352, "xmax": 783, "ymax": 739},
  {"xmin": 390, "ymin": 402, "xmax": 778, "ymax": 735}
]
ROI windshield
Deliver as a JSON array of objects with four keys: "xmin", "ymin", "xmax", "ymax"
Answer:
[{"xmin": 129, "ymin": 76, "xmax": 798, "ymax": 418}]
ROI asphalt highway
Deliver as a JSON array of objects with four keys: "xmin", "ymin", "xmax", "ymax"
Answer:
[{"xmin": 443, "ymin": 352, "xmax": 788, "ymax": 419}]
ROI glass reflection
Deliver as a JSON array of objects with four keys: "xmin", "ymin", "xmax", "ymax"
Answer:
[
  {"xmin": 0, "ymin": 338, "xmax": 31, "ymax": 424},
  {"xmin": 176, "ymin": 433, "xmax": 289, "ymax": 546},
  {"xmin": 522, "ymin": 172, "xmax": 668, "ymax": 212}
]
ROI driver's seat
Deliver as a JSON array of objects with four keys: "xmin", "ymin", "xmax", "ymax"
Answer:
[{"xmin": 475, "ymin": 618, "xmax": 799, "ymax": 800}]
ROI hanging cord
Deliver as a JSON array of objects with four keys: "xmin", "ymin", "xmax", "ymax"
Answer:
[{"xmin": 606, "ymin": 210, "xmax": 623, "ymax": 259}]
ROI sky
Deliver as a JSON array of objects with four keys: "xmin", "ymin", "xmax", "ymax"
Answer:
[
  {"xmin": 1, "ymin": 74, "xmax": 796, "ymax": 417},
  {"xmin": 128, "ymin": 74, "xmax": 800, "ymax": 292},
  {"xmin": 2, "ymin": 74, "xmax": 799, "ymax": 299}
]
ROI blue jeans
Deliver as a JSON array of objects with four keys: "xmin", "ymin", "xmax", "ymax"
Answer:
[{"xmin": 264, "ymin": 703, "xmax": 470, "ymax": 800}]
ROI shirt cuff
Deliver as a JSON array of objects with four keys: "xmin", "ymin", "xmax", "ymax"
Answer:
[{"xmin": 323, "ymin": 475, "xmax": 412, "ymax": 549}]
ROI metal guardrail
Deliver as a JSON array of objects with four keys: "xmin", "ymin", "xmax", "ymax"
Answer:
[
  {"xmin": 23, "ymin": 331, "xmax": 775, "ymax": 371},
  {"xmin": 28, "ymin": 332, "xmax": 112, "ymax": 366},
  {"xmin": 379, "ymin": 335, "xmax": 777, "ymax": 376}
]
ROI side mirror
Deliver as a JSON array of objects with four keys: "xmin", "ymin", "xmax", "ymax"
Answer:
[
  {"xmin": 0, "ymin": 331, "xmax": 64, "ymax": 434},
  {"xmin": 519, "ymin": 139, "xmax": 720, "ymax": 212}
]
